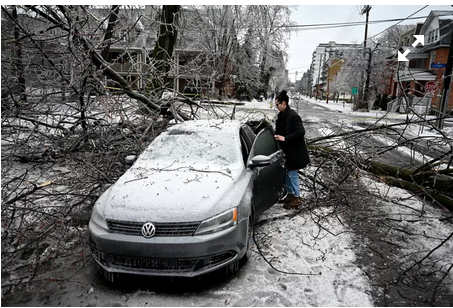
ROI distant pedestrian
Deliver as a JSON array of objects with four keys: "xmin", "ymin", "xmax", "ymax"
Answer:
[{"xmin": 274, "ymin": 90, "xmax": 310, "ymax": 209}]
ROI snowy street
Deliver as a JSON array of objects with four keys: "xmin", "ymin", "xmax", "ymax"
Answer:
[{"xmin": 2, "ymin": 97, "xmax": 453, "ymax": 307}]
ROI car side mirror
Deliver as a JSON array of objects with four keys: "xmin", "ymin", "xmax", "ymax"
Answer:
[{"xmin": 249, "ymin": 155, "xmax": 272, "ymax": 168}]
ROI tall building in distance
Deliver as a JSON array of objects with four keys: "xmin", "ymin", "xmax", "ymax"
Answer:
[{"xmin": 310, "ymin": 41, "xmax": 361, "ymax": 94}]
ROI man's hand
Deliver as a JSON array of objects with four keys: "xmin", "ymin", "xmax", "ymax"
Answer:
[{"xmin": 274, "ymin": 134, "xmax": 285, "ymax": 142}]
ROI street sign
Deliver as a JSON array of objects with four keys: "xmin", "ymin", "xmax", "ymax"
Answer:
[
  {"xmin": 424, "ymin": 81, "xmax": 438, "ymax": 97},
  {"xmin": 431, "ymin": 62, "xmax": 446, "ymax": 69},
  {"xmin": 351, "ymin": 87, "xmax": 358, "ymax": 95}
]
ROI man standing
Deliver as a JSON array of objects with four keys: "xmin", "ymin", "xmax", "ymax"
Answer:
[{"xmin": 274, "ymin": 90, "xmax": 310, "ymax": 209}]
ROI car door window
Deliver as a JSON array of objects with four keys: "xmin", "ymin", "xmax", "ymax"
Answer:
[
  {"xmin": 240, "ymin": 126, "xmax": 255, "ymax": 166},
  {"xmin": 240, "ymin": 134, "xmax": 249, "ymax": 165},
  {"xmin": 252, "ymin": 128, "xmax": 278, "ymax": 157}
]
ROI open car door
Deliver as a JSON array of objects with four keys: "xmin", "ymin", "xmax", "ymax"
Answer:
[{"xmin": 247, "ymin": 127, "xmax": 286, "ymax": 219}]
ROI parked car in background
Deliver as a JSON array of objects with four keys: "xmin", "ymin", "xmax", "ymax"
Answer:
[
  {"xmin": 183, "ymin": 83, "xmax": 200, "ymax": 98},
  {"xmin": 89, "ymin": 119, "xmax": 286, "ymax": 280}
]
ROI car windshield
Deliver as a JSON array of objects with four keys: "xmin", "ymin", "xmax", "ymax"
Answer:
[{"xmin": 139, "ymin": 126, "xmax": 243, "ymax": 170}]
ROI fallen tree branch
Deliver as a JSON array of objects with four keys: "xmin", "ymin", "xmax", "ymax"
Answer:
[
  {"xmin": 307, "ymin": 120, "xmax": 431, "ymax": 145},
  {"xmin": 3, "ymin": 180, "xmax": 53, "ymax": 205},
  {"xmin": 380, "ymin": 176, "xmax": 453, "ymax": 211}
]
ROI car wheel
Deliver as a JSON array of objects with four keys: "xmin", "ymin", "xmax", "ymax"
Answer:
[
  {"xmin": 225, "ymin": 215, "xmax": 254, "ymax": 276},
  {"xmin": 241, "ymin": 216, "xmax": 254, "ymax": 264}
]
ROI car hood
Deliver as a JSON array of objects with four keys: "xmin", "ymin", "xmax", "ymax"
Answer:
[{"xmin": 97, "ymin": 163, "xmax": 250, "ymax": 223}]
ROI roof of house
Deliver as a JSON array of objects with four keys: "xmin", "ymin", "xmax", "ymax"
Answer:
[
  {"xmin": 400, "ymin": 11, "xmax": 453, "ymax": 54},
  {"xmin": 420, "ymin": 10, "xmax": 453, "ymax": 35},
  {"xmin": 422, "ymin": 19, "xmax": 453, "ymax": 53}
]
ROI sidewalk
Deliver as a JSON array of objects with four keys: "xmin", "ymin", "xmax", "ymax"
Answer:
[
  {"xmin": 301, "ymin": 95, "xmax": 453, "ymax": 136},
  {"xmin": 302, "ymin": 96, "xmax": 431, "ymax": 121}
]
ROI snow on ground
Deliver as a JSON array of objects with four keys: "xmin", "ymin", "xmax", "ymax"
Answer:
[
  {"xmin": 251, "ymin": 205, "xmax": 374, "ymax": 307},
  {"xmin": 2, "ymin": 95, "xmax": 452, "ymax": 306},
  {"xmin": 303, "ymin": 96, "xmax": 453, "ymax": 137},
  {"xmin": 124, "ymin": 204, "xmax": 375, "ymax": 307},
  {"xmin": 359, "ymin": 175, "xmax": 453, "ymax": 288},
  {"xmin": 194, "ymin": 95, "xmax": 453, "ymax": 299}
]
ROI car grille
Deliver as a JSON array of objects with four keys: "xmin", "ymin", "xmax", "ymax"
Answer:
[
  {"xmin": 107, "ymin": 220, "xmax": 200, "ymax": 237},
  {"xmin": 109, "ymin": 251, "xmax": 235, "ymax": 272}
]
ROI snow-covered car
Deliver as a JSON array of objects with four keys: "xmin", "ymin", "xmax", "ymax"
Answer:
[{"xmin": 89, "ymin": 119, "xmax": 286, "ymax": 279}]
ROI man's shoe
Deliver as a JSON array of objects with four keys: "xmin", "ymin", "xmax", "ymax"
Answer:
[
  {"xmin": 283, "ymin": 196, "xmax": 300, "ymax": 209},
  {"xmin": 279, "ymin": 194, "xmax": 294, "ymax": 204}
]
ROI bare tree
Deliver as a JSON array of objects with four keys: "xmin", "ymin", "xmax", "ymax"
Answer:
[{"xmin": 2, "ymin": 6, "xmax": 451, "ymax": 305}]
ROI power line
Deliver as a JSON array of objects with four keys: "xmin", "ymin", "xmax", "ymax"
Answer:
[
  {"xmin": 283, "ymin": 15, "xmax": 432, "ymax": 30},
  {"xmin": 335, "ymin": 5, "xmax": 358, "ymax": 42},
  {"xmin": 287, "ymin": 64, "xmax": 311, "ymax": 71},
  {"xmin": 337, "ymin": 7, "xmax": 363, "ymax": 42},
  {"xmin": 368, "ymin": 5, "xmax": 429, "ymax": 40},
  {"xmin": 182, "ymin": 15, "xmax": 439, "ymax": 32}
]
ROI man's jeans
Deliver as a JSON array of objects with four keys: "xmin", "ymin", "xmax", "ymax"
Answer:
[{"xmin": 286, "ymin": 170, "xmax": 300, "ymax": 197}]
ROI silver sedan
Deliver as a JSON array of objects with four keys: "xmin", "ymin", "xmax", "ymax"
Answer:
[{"xmin": 89, "ymin": 119, "xmax": 285, "ymax": 280}]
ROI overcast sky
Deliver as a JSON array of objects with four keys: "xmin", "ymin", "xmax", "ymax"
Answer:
[{"xmin": 287, "ymin": 4, "xmax": 453, "ymax": 82}]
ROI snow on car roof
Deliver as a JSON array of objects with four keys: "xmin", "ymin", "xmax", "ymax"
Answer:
[
  {"xmin": 167, "ymin": 119, "xmax": 241, "ymax": 136},
  {"xmin": 135, "ymin": 119, "xmax": 244, "ymax": 172}
]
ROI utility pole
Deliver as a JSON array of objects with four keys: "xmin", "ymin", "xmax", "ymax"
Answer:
[
  {"xmin": 361, "ymin": 5, "xmax": 371, "ymax": 50},
  {"xmin": 436, "ymin": 29, "xmax": 453, "ymax": 129},
  {"xmin": 360, "ymin": 5, "xmax": 372, "ymax": 109},
  {"xmin": 364, "ymin": 44, "xmax": 379, "ymax": 110}
]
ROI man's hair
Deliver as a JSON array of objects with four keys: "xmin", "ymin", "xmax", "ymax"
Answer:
[{"xmin": 277, "ymin": 90, "xmax": 289, "ymax": 105}]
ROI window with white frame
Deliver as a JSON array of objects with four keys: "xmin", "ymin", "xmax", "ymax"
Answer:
[
  {"xmin": 427, "ymin": 29, "xmax": 440, "ymax": 44},
  {"xmin": 428, "ymin": 30, "xmax": 433, "ymax": 43}
]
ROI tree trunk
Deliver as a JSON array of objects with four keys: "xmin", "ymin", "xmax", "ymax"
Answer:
[
  {"xmin": 381, "ymin": 176, "xmax": 453, "ymax": 211},
  {"xmin": 151, "ymin": 5, "xmax": 180, "ymax": 91},
  {"xmin": 308, "ymin": 145, "xmax": 453, "ymax": 210},
  {"xmin": 12, "ymin": 6, "xmax": 27, "ymax": 103},
  {"xmin": 100, "ymin": 5, "xmax": 120, "ymax": 62},
  {"xmin": 366, "ymin": 161, "xmax": 453, "ymax": 192}
]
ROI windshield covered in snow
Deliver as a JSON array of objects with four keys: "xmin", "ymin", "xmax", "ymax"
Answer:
[{"xmin": 138, "ymin": 122, "xmax": 243, "ymax": 170}]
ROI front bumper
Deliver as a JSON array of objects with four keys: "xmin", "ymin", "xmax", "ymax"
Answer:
[{"xmin": 88, "ymin": 218, "xmax": 248, "ymax": 277}]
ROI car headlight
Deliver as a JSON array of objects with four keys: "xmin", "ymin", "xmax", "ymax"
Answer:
[
  {"xmin": 90, "ymin": 204, "xmax": 108, "ymax": 231},
  {"xmin": 194, "ymin": 208, "xmax": 238, "ymax": 235}
]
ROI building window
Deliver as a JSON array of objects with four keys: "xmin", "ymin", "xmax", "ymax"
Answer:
[
  {"xmin": 427, "ymin": 29, "xmax": 440, "ymax": 44},
  {"xmin": 429, "ymin": 51, "xmax": 436, "ymax": 69}
]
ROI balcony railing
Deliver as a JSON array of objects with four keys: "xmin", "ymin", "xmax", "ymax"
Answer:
[{"xmin": 111, "ymin": 63, "xmax": 145, "ymax": 74}]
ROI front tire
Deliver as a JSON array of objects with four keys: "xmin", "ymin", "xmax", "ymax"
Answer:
[
  {"xmin": 225, "ymin": 215, "xmax": 254, "ymax": 276},
  {"xmin": 241, "ymin": 216, "xmax": 254, "ymax": 264}
]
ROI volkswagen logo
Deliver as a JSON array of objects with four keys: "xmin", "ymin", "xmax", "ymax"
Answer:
[{"xmin": 141, "ymin": 222, "xmax": 156, "ymax": 238}]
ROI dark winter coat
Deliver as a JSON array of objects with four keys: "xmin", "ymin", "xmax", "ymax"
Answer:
[{"xmin": 275, "ymin": 105, "xmax": 310, "ymax": 170}]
